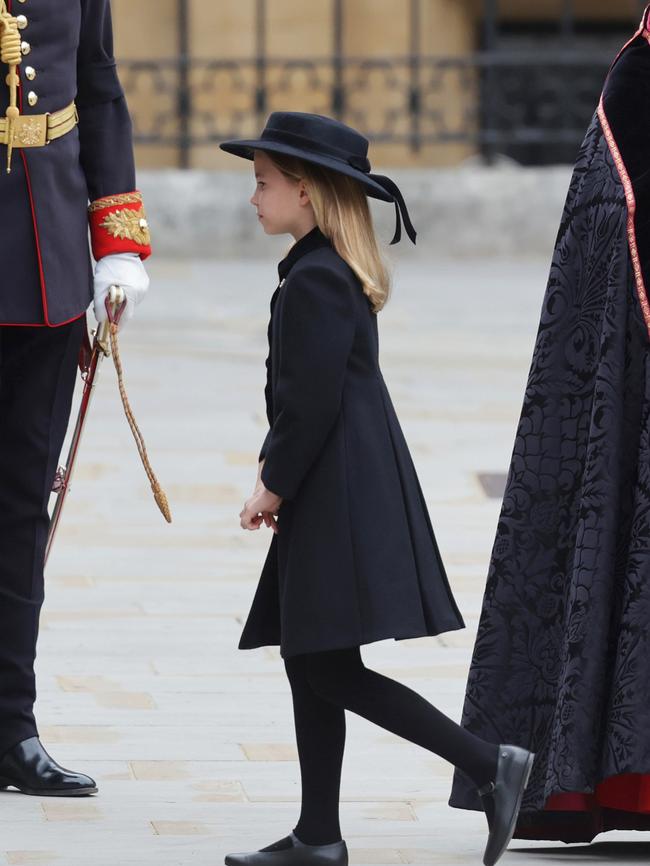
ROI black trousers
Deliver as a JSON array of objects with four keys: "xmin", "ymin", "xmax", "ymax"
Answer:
[
  {"xmin": 284, "ymin": 646, "xmax": 498, "ymax": 846},
  {"xmin": 0, "ymin": 318, "xmax": 86, "ymax": 758}
]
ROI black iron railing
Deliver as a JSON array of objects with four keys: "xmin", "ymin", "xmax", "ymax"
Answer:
[
  {"xmin": 118, "ymin": 52, "xmax": 620, "ymax": 162},
  {"xmin": 116, "ymin": 0, "xmax": 648, "ymax": 167}
]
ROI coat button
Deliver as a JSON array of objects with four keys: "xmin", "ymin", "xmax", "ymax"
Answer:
[
  {"xmin": 25, "ymin": 66, "xmax": 36, "ymax": 81},
  {"xmin": 27, "ymin": 90, "xmax": 38, "ymax": 107},
  {"xmin": 21, "ymin": 41, "xmax": 30, "ymax": 55},
  {"xmin": 16, "ymin": 14, "xmax": 28, "ymax": 28}
]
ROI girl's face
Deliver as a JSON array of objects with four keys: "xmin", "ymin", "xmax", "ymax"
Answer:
[{"xmin": 250, "ymin": 150, "xmax": 314, "ymax": 239}]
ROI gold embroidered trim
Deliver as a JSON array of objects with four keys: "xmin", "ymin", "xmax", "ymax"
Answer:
[
  {"xmin": 100, "ymin": 206, "xmax": 151, "ymax": 246},
  {"xmin": 598, "ymin": 97, "xmax": 650, "ymax": 340},
  {"xmin": 89, "ymin": 192, "xmax": 143, "ymax": 213}
]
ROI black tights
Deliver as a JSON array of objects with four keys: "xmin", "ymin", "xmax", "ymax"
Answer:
[{"xmin": 284, "ymin": 646, "xmax": 498, "ymax": 846}]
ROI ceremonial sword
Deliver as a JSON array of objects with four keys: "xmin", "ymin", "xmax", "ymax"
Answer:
[
  {"xmin": 45, "ymin": 285, "xmax": 171, "ymax": 565},
  {"xmin": 44, "ymin": 286, "xmax": 125, "ymax": 564}
]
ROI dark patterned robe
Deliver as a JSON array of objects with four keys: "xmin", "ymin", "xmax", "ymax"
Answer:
[{"xmin": 449, "ymin": 9, "xmax": 650, "ymax": 843}]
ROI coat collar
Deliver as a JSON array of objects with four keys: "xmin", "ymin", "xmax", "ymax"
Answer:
[{"xmin": 277, "ymin": 225, "xmax": 332, "ymax": 280}]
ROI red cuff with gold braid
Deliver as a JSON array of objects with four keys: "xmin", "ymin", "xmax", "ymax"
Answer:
[{"xmin": 88, "ymin": 190, "xmax": 152, "ymax": 261}]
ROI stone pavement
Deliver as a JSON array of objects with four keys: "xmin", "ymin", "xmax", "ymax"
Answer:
[{"xmin": 3, "ymin": 253, "xmax": 647, "ymax": 866}]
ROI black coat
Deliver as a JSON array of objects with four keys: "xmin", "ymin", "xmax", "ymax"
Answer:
[
  {"xmin": 449, "ymin": 13, "xmax": 650, "ymax": 842},
  {"xmin": 0, "ymin": 0, "xmax": 136, "ymax": 326},
  {"xmin": 238, "ymin": 226, "xmax": 465, "ymax": 659}
]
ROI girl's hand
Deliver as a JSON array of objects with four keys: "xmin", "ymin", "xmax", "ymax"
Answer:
[{"xmin": 240, "ymin": 480, "xmax": 283, "ymax": 532}]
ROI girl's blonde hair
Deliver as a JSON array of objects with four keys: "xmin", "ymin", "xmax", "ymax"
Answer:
[{"xmin": 268, "ymin": 152, "xmax": 391, "ymax": 312}]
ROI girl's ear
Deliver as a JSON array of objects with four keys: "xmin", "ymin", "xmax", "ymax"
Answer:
[{"xmin": 298, "ymin": 180, "xmax": 311, "ymax": 208}]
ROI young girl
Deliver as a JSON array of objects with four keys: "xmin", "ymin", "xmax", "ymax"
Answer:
[{"xmin": 219, "ymin": 112, "xmax": 533, "ymax": 866}]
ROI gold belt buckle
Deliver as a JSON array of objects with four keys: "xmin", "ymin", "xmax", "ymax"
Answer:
[{"xmin": 12, "ymin": 113, "xmax": 48, "ymax": 148}]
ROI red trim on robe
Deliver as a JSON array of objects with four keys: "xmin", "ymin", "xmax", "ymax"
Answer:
[
  {"xmin": 546, "ymin": 775, "xmax": 650, "ymax": 814},
  {"xmin": 597, "ymin": 98, "xmax": 650, "ymax": 339}
]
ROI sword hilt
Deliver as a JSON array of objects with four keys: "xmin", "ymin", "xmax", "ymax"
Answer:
[
  {"xmin": 97, "ymin": 285, "xmax": 126, "ymax": 356},
  {"xmin": 52, "ymin": 466, "xmax": 67, "ymax": 494}
]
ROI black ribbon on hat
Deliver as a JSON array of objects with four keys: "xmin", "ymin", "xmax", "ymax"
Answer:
[
  {"xmin": 347, "ymin": 154, "xmax": 416, "ymax": 245},
  {"xmin": 370, "ymin": 173, "xmax": 417, "ymax": 246}
]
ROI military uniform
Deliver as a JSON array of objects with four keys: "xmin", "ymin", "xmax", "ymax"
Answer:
[{"xmin": 0, "ymin": 0, "xmax": 150, "ymax": 790}]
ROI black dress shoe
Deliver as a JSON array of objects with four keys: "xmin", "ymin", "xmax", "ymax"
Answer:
[
  {"xmin": 0, "ymin": 737, "xmax": 98, "ymax": 797},
  {"xmin": 225, "ymin": 831, "xmax": 348, "ymax": 866},
  {"xmin": 478, "ymin": 744, "xmax": 534, "ymax": 866}
]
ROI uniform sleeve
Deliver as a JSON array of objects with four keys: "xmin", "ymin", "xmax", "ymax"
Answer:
[
  {"xmin": 260, "ymin": 263, "xmax": 356, "ymax": 500},
  {"xmin": 77, "ymin": 0, "xmax": 152, "ymax": 260}
]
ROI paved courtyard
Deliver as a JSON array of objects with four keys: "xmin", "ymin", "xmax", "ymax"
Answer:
[{"xmin": 4, "ymin": 252, "xmax": 648, "ymax": 866}]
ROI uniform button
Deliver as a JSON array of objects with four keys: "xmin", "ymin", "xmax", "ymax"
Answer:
[
  {"xmin": 27, "ymin": 90, "xmax": 38, "ymax": 107},
  {"xmin": 21, "ymin": 41, "xmax": 30, "ymax": 55},
  {"xmin": 25, "ymin": 66, "xmax": 36, "ymax": 81},
  {"xmin": 17, "ymin": 0, "xmax": 27, "ymax": 4},
  {"xmin": 16, "ymin": 14, "xmax": 28, "ymax": 28}
]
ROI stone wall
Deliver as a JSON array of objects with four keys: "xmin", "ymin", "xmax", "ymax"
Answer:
[{"xmin": 138, "ymin": 165, "xmax": 573, "ymax": 259}]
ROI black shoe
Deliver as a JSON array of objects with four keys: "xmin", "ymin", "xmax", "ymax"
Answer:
[
  {"xmin": 224, "ymin": 831, "xmax": 348, "ymax": 866},
  {"xmin": 478, "ymin": 744, "xmax": 534, "ymax": 866},
  {"xmin": 0, "ymin": 737, "xmax": 98, "ymax": 797}
]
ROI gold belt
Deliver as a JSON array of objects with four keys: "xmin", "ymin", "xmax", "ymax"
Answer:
[{"xmin": 0, "ymin": 101, "xmax": 78, "ymax": 148}]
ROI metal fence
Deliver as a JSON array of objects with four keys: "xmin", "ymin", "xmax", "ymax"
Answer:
[{"xmin": 118, "ymin": 0, "xmax": 649, "ymax": 167}]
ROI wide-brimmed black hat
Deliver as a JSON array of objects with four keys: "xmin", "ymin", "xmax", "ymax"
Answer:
[{"xmin": 219, "ymin": 111, "xmax": 416, "ymax": 245}]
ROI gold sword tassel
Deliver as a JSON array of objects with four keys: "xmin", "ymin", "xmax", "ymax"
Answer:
[
  {"xmin": 105, "ymin": 288, "xmax": 172, "ymax": 525},
  {"xmin": 0, "ymin": 1, "xmax": 21, "ymax": 174}
]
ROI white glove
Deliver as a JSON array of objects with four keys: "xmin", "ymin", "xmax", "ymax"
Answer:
[{"xmin": 93, "ymin": 252, "xmax": 150, "ymax": 329}]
